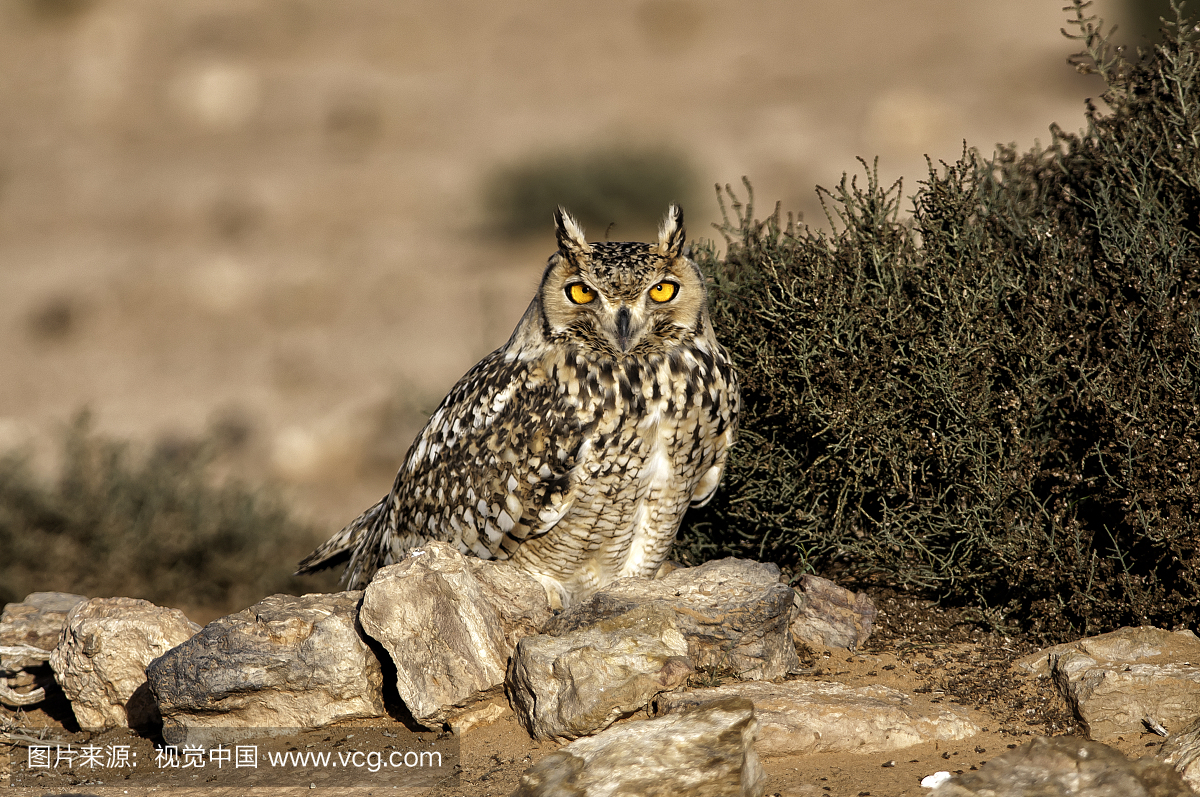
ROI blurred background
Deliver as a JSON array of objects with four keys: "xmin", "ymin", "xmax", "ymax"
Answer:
[{"xmin": 0, "ymin": 0, "xmax": 1166, "ymax": 616}]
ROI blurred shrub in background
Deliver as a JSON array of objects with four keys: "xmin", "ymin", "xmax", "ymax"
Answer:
[
  {"xmin": 0, "ymin": 413, "xmax": 329, "ymax": 619},
  {"xmin": 484, "ymin": 145, "xmax": 698, "ymax": 237},
  {"xmin": 676, "ymin": 0, "xmax": 1199, "ymax": 642}
]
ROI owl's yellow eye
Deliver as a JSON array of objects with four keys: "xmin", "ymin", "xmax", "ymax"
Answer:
[
  {"xmin": 649, "ymin": 281, "xmax": 678, "ymax": 303},
  {"xmin": 567, "ymin": 283, "xmax": 596, "ymax": 305}
]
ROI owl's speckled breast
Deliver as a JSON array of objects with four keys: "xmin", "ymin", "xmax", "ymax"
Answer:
[{"xmin": 506, "ymin": 341, "xmax": 737, "ymax": 607}]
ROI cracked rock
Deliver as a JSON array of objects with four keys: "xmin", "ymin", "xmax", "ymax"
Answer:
[
  {"xmin": 931, "ymin": 735, "xmax": 1194, "ymax": 797},
  {"xmin": 654, "ymin": 679, "xmax": 981, "ymax": 755},
  {"xmin": 508, "ymin": 603, "xmax": 693, "ymax": 741},
  {"xmin": 52, "ymin": 597, "xmax": 199, "ymax": 732},
  {"xmin": 147, "ymin": 591, "xmax": 385, "ymax": 745},
  {"xmin": 358, "ymin": 541, "xmax": 513, "ymax": 729},
  {"xmin": 543, "ymin": 557, "xmax": 798, "ymax": 681},
  {"xmin": 512, "ymin": 696, "xmax": 764, "ymax": 797}
]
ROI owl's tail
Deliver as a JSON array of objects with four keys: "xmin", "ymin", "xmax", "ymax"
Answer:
[{"xmin": 294, "ymin": 497, "xmax": 388, "ymax": 581}]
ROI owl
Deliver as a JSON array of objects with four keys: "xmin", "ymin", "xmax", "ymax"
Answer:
[{"xmin": 297, "ymin": 205, "xmax": 739, "ymax": 609}]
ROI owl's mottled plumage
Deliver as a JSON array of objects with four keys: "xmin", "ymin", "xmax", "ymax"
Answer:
[{"xmin": 297, "ymin": 205, "xmax": 739, "ymax": 608}]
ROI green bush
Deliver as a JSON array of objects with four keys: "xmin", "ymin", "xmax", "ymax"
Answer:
[
  {"xmin": 676, "ymin": 0, "xmax": 1200, "ymax": 642},
  {"xmin": 484, "ymin": 145, "xmax": 698, "ymax": 237},
  {"xmin": 0, "ymin": 413, "xmax": 329, "ymax": 618}
]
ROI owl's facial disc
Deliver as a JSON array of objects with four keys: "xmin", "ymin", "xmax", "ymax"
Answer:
[{"xmin": 538, "ymin": 206, "xmax": 702, "ymax": 357}]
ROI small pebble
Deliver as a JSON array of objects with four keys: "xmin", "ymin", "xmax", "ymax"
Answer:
[{"xmin": 921, "ymin": 771, "xmax": 952, "ymax": 788}]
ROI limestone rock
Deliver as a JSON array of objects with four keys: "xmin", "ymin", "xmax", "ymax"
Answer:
[
  {"xmin": 543, "ymin": 558, "xmax": 798, "ymax": 681},
  {"xmin": 1054, "ymin": 654, "xmax": 1200, "ymax": 742},
  {"xmin": 654, "ymin": 679, "xmax": 981, "ymax": 755},
  {"xmin": 1, "ymin": 592, "xmax": 86, "ymax": 707},
  {"xmin": 508, "ymin": 603, "xmax": 694, "ymax": 741},
  {"xmin": 511, "ymin": 696, "xmax": 765, "ymax": 797},
  {"xmin": 1016, "ymin": 626, "xmax": 1200, "ymax": 678},
  {"xmin": 146, "ymin": 591, "xmax": 385, "ymax": 745},
  {"xmin": 1026, "ymin": 627, "xmax": 1200, "ymax": 741},
  {"xmin": 50, "ymin": 597, "xmax": 199, "ymax": 732},
  {"xmin": 449, "ymin": 700, "xmax": 511, "ymax": 736},
  {"xmin": 931, "ymin": 735, "xmax": 1195, "ymax": 797},
  {"xmin": 790, "ymin": 575, "xmax": 876, "ymax": 650},
  {"xmin": 1158, "ymin": 715, "xmax": 1200, "ymax": 791},
  {"xmin": 1, "ymin": 591, "xmax": 87, "ymax": 669},
  {"xmin": 465, "ymin": 556, "xmax": 553, "ymax": 650},
  {"xmin": 359, "ymin": 541, "xmax": 511, "ymax": 729}
]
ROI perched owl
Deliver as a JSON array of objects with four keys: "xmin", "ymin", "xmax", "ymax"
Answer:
[{"xmin": 297, "ymin": 205, "xmax": 739, "ymax": 608}]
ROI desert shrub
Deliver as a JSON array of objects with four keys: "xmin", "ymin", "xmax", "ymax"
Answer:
[
  {"xmin": 484, "ymin": 145, "xmax": 698, "ymax": 236},
  {"xmin": 0, "ymin": 413, "xmax": 328, "ymax": 618},
  {"xmin": 676, "ymin": 0, "xmax": 1200, "ymax": 642}
]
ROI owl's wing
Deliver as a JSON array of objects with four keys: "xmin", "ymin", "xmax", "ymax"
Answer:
[
  {"xmin": 689, "ymin": 344, "xmax": 741, "ymax": 507},
  {"xmin": 294, "ymin": 496, "xmax": 387, "ymax": 579},
  {"xmin": 385, "ymin": 348, "xmax": 588, "ymax": 561},
  {"xmin": 295, "ymin": 348, "xmax": 587, "ymax": 589}
]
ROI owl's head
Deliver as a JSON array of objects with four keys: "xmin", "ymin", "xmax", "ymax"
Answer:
[{"xmin": 534, "ymin": 205, "xmax": 709, "ymax": 358}]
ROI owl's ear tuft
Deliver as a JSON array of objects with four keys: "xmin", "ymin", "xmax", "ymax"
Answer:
[
  {"xmin": 658, "ymin": 204, "xmax": 685, "ymax": 259},
  {"xmin": 554, "ymin": 208, "xmax": 592, "ymax": 261}
]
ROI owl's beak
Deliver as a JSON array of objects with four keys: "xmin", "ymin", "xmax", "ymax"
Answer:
[{"xmin": 615, "ymin": 306, "xmax": 633, "ymax": 351}]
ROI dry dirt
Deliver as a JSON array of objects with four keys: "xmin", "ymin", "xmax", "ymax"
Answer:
[{"xmin": 1, "ymin": 593, "xmax": 1172, "ymax": 796}]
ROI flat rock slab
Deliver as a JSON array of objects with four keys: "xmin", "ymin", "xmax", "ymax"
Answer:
[
  {"xmin": 1054, "ymin": 654, "xmax": 1200, "ymax": 742},
  {"xmin": 146, "ymin": 591, "xmax": 385, "ymax": 745},
  {"xmin": 1, "ymin": 591, "xmax": 87, "ymax": 669},
  {"xmin": 512, "ymin": 696, "xmax": 765, "ymax": 797},
  {"xmin": 791, "ymin": 575, "xmax": 876, "ymax": 650},
  {"xmin": 543, "ymin": 557, "xmax": 799, "ymax": 681},
  {"xmin": 51, "ymin": 597, "xmax": 199, "ymax": 732},
  {"xmin": 507, "ymin": 603, "xmax": 694, "ymax": 741},
  {"xmin": 654, "ymin": 679, "xmax": 981, "ymax": 756},
  {"xmin": 1016, "ymin": 626, "xmax": 1200, "ymax": 678},
  {"xmin": 931, "ymin": 735, "xmax": 1195, "ymax": 797},
  {"xmin": 359, "ymin": 541, "xmax": 512, "ymax": 730},
  {"xmin": 1016, "ymin": 626, "xmax": 1200, "ymax": 741},
  {"xmin": 1, "ymin": 591, "xmax": 86, "ymax": 707},
  {"xmin": 1158, "ymin": 715, "xmax": 1200, "ymax": 792}
]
